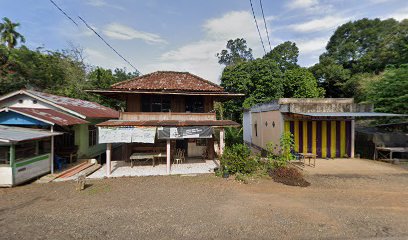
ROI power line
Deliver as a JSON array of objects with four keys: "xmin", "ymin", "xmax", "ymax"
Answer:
[
  {"xmin": 78, "ymin": 16, "xmax": 140, "ymax": 74},
  {"xmin": 48, "ymin": 0, "xmax": 140, "ymax": 74},
  {"xmin": 49, "ymin": 0, "xmax": 78, "ymax": 26},
  {"xmin": 259, "ymin": 0, "xmax": 272, "ymax": 52},
  {"xmin": 249, "ymin": 0, "xmax": 266, "ymax": 55}
]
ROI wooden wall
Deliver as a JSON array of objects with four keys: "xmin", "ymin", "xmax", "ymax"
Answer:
[{"xmin": 126, "ymin": 94, "xmax": 214, "ymax": 113}]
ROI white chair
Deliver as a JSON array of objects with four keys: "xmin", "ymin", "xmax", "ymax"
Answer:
[{"xmin": 173, "ymin": 149, "xmax": 183, "ymax": 165}]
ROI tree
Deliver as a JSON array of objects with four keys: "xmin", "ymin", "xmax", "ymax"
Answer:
[
  {"xmin": 264, "ymin": 41, "xmax": 299, "ymax": 71},
  {"xmin": 0, "ymin": 17, "xmax": 25, "ymax": 49},
  {"xmin": 309, "ymin": 56, "xmax": 351, "ymax": 97},
  {"xmin": 365, "ymin": 65, "xmax": 408, "ymax": 114},
  {"xmin": 325, "ymin": 18, "xmax": 405, "ymax": 74},
  {"xmin": 283, "ymin": 68, "xmax": 325, "ymax": 98},
  {"xmin": 217, "ymin": 38, "xmax": 253, "ymax": 66},
  {"xmin": 221, "ymin": 58, "xmax": 284, "ymax": 121}
]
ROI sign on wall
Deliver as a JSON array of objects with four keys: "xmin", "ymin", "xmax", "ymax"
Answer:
[
  {"xmin": 157, "ymin": 126, "xmax": 213, "ymax": 139},
  {"xmin": 98, "ymin": 127, "xmax": 156, "ymax": 143}
]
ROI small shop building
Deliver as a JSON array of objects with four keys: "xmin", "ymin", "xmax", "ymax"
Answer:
[
  {"xmin": 0, "ymin": 125, "xmax": 62, "ymax": 187},
  {"xmin": 0, "ymin": 89, "xmax": 119, "ymax": 160},
  {"xmin": 88, "ymin": 71, "xmax": 242, "ymax": 177},
  {"xmin": 243, "ymin": 98, "xmax": 404, "ymax": 158}
]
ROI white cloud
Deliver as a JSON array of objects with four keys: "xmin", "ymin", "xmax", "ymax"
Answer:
[
  {"xmin": 85, "ymin": 0, "xmax": 124, "ymax": 10},
  {"xmin": 296, "ymin": 36, "xmax": 329, "ymax": 54},
  {"xmin": 153, "ymin": 10, "xmax": 276, "ymax": 82},
  {"xmin": 286, "ymin": 0, "xmax": 319, "ymax": 9},
  {"xmin": 84, "ymin": 48, "xmax": 126, "ymax": 70},
  {"xmin": 103, "ymin": 23, "xmax": 167, "ymax": 45},
  {"xmin": 290, "ymin": 15, "xmax": 349, "ymax": 33},
  {"xmin": 386, "ymin": 7, "xmax": 408, "ymax": 21}
]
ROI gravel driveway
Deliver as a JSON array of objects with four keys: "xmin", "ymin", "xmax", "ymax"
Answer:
[{"xmin": 1, "ymin": 159, "xmax": 407, "ymax": 240}]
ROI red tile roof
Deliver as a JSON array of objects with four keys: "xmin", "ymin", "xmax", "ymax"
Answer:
[
  {"xmin": 26, "ymin": 90, "xmax": 119, "ymax": 119},
  {"xmin": 97, "ymin": 119, "xmax": 240, "ymax": 127},
  {"xmin": 111, "ymin": 71, "xmax": 224, "ymax": 92},
  {"xmin": 9, "ymin": 107, "xmax": 89, "ymax": 126}
]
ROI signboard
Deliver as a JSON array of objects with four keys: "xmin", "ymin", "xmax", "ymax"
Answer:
[
  {"xmin": 157, "ymin": 126, "xmax": 213, "ymax": 139},
  {"xmin": 98, "ymin": 127, "xmax": 156, "ymax": 143}
]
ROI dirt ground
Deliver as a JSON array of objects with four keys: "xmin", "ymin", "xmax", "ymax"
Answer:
[{"xmin": 1, "ymin": 159, "xmax": 407, "ymax": 240}]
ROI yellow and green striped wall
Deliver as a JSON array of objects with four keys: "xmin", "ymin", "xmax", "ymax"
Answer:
[{"xmin": 284, "ymin": 120, "xmax": 352, "ymax": 158}]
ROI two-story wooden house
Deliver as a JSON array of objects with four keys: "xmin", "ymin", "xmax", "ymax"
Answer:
[{"xmin": 89, "ymin": 71, "xmax": 243, "ymax": 176}]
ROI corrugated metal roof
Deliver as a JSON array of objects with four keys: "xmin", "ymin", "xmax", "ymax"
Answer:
[
  {"xmin": 111, "ymin": 71, "xmax": 224, "ymax": 92},
  {"xmin": 26, "ymin": 90, "xmax": 119, "ymax": 119},
  {"xmin": 8, "ymin": 107, "xmax": 88, "ymax": 126},
  {"xmin": 97, "ymin": 119, "xmax": 240, "ymax": 127},
  {"xmin": 296, "ymin": 112, "xmax": 406, "ymax": 117},
  {"xmin": 0, "ymin": 125, "xmax": 63, "ymax": 143}
]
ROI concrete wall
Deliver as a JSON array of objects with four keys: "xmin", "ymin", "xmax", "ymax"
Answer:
[
  {"xmin": 0, "ymin": 166, "xmax": 12, "ymax": 187},
  {"xmin": 251, "ymin": 110, "xmax": 283, "ymax": 153},
  {"xmin": 243, "ymin": 111, "xmax": 252, "ymax": 144}
]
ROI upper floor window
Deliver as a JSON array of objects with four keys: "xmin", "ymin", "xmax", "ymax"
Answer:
[
  {"xmin": 185, "ymin": 96, "xmax": 204, "ymax": 113},
  {"xmin": 141, "ymin": 95, "xmax": 171, "ymax": 112}
]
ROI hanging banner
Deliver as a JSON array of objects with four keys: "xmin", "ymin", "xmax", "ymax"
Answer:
[
  {"xmin": 157, "ymin": 126, "xmax": 213, "ymax": 139},
  {"xmin": 98, "ymin": 127, "xmax": 156, "ymax": 143}
]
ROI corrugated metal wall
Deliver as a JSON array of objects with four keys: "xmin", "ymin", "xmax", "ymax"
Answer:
[
  {"xmin": 284, "ymin": 120, "xmax": 352, "ymax": 158},
  {"xmin": 243, "ymin": 111, "xmax": 252, "ymax": 144}
]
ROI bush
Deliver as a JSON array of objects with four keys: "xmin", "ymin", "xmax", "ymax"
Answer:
[{"xmin": 220, "ymin": 144, "xmax": 258, "ymax": 174}]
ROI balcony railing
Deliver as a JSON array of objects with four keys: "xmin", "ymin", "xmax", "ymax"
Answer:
[{"xmin": 119, "ymin": 112, "xmax": 217, "ymax": 121}]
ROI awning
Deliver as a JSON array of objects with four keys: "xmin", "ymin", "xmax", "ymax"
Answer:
[
  {"xmin": 294, "ymin": 112, "xmax": 406, "ymax": 117},
  {"xmin": 1, "ymin": 107, "xmax": 89, "ymax": 126},
  {"xmin": 0, "ymin": 125, "xmax": 63, "ymax": 143},
  {"xmin": 98, "ymin": 126, "xmax": 156, "ymax": 144},
  {"xmin": 157, "ymin": 126, "xmax": 213, "ymax": 139},
  {"xmin": 96, "ymin": 119, "xmax": 240, "ymax": 127}
]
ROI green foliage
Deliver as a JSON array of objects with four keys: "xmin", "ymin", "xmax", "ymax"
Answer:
[
  {"xmin": 309, "ymin": 56, "xmax": 351, "ymax": 97},
  {"xmin": 0, "ymin": 17, "xmax": 25, "ymax": 49},
  {"xmin": 224, "ymin": 127, "xmax": 243, "ymax": 147},
  {"xmin": 220, "ymin": 144, "xmax": 258, "ymax": 174},
  {"xmin": 264, "ymin": 41, "xmax": 299, "ymax": 71},
  {"xmin": 0, "ymin": 43, "xmax": 138, "ymax": 110},
  {"xmin": 266, "ymin": 132, "xmax": 294, "ymax": 168},
  {"xmin": 217, "ymin": 38, "xmax": 253, "ymax": 66},
  {"xmin": 311, "ymin": 18, "xmax": 408, "ymax": 99},
  {"xmin": 280, "ymin": 132, "xmax": 295, "ymax": 162},
  {"xmin": 325, "ymin": 18, "xmax": 406, "ymax": 74},
  {"xmin": 220, "ymin": 58, "xmax": 284, "ymax": 122},
  {"xmin": 283, "ymin": 68, "xmax": 325, "ymax": 98},
  {"xmin": 365, "ymin": 65, "xmax": 408, "ymax": 114}
]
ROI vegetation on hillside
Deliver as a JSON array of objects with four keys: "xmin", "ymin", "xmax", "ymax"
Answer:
[{"xmin": 0, "ymin": 17, "xmax": 138, "ymax": 109}]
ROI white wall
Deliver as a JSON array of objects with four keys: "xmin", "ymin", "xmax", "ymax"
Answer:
[
  {"xmin": 14, "ymin": 154, "xmax": 50, "ymax": 185},
  {"xmin": 0, "ymin": 166, "xmax": 12, "ymax": 187},
  {"xmin": 0, "ymin": 95, "xmax": 50, "ymax": 109},
  {"xmin": 243, "ymin": 111, "xmax": 252, "ymax": 144}
]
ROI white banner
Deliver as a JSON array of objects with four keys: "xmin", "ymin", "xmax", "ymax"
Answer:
[{"xmin": 98, "ymin": 127, "xmax": 156, "ymax": 143}]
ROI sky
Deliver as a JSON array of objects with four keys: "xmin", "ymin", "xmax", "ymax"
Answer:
[{"xmin": 1, "ymin": 0, "xmax": 407, "ymax": 83}]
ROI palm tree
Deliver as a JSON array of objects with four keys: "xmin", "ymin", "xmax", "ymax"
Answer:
[{"xmin": 0, "ymin": 17, "xmax": 25, "ymax": 49}]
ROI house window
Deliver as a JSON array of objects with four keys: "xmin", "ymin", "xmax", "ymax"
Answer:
[
  {"xmin": 0, "ymin": 146, "xmax": 9, "ymax": 165},
  {"xmin": 88, "ymin": 125, "xmax": 97, "ymax": 147},
  {"xmin": 185, "ymin": 96, "xmax": 204, "ymax": 113},
  {"xmin": 141, "ymin": 95, "xmax": 171, "ymax": 112},
  {"xmin": 254, "ymin": 123, "xmax": 258, "ymax": 137}
]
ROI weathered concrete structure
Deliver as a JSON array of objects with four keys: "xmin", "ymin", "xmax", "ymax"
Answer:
[{"xmin": 243, "ymin": 98, "xmax": 402, "ymax": 158}]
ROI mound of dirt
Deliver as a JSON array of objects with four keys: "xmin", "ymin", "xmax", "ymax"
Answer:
[{"xmin": 268, "ymin": 167, "xmax": 310, "ymax": 187}]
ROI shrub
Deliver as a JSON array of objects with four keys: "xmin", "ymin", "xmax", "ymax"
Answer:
[
  {"xmin": 220, "ymin": 144, "xmax": 258, "ymax": 174},
  {"xmin": 266, "ymin": 132, "xmax": 295, "ymax": 168}
]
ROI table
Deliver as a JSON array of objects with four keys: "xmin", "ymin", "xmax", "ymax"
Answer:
[
  {"xmin": 299, "ymin": 153, "xmax": 316, "ymax": 167},
  {"xmin": 129, "ymin": 152, "xmax": 166, "ymax": 168},
  {"xmin": 374, "ymin": 147, "xmax": 408, "ymax": 163}
]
